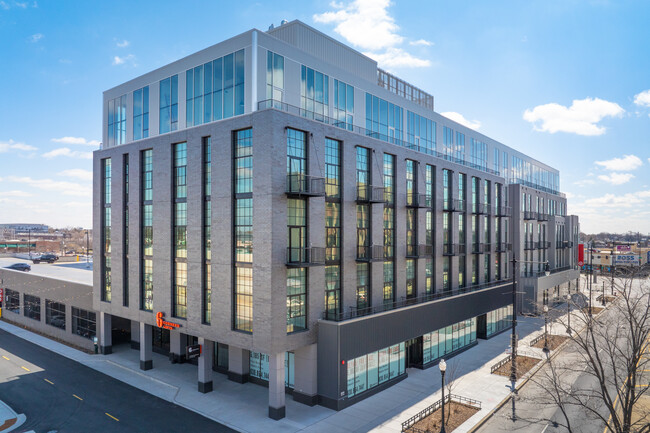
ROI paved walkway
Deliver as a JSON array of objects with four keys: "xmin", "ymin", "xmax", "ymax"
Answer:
[{"xmin": 0, "ymin": 282, "xmax": 592, "ymax": 433}]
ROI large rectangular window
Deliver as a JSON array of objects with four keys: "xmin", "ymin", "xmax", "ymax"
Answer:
[
  {"xmin": 383, "ymin": 261, "xmax": 394, "ymax": 305},
  {"xmin": 301, "ymin": 65, "xmax": 329, "ymax": 121},
  {"xmin": 287, "ymin": 268, "xmax": 307, "ymax": 333},
  {"xmin": 203, "ymin": 137, "xmax": 212, "ymax": 324},
  {"xmin": 407, "ymin": 111, "xmax": 436, "ymax": 154},
  {"xmin": 357, "ymin": 262, "xmax": 369, "ymax": 310},
  {"xmin": 406, "ymin": 259, "xmax": 416, "ymax": 299},
  {"xmin": 159, "ymin": 75, "xmax": 178, "ymax": 134},
  {"xmin": 366, "ymin": 93, "xmax": 403, "ymax": 144},
  {"xmin": 186, "ymin": 49, "xmax": 245, "ymax": 126},
  {"xmin": 72, "ymin": 307, "xmax": 96, "ymax": 340},
  {"xmin": 324, "ymin": 265, "xmax": 340, "ymax": 320},
  {"xmin": 45, "ymin": 300, "xmax": 66, "ymax": 329},
  {"xmin": 233, "ymin": 129, "xmax": 253, "ymax": 332},
  {"xmin": 141, "ymin": 149, "xmax": 153, "ymax": 311},
  {"xmin": 24, "ymin": 294, "xmax": 41, "ymax": 321},
  {"xmin": 334, "ymin": 79, "xmax": 354, "ymax": 130},
  {"xmin": 266, "ymin": 51, "xmax": 284, "ymax": 102},
  {"xmin": 442, "ymin": 126, "xmax": 453, "ymax": 160},
  {"xmin": 356, "ymin": 146, "xmax": 370, "ymax": 200},
  {"xmin": 383, "ymin": 154, "xmax": 395, "ymax": 260},
  {"xmin": 102, "ymin": 158, "xmax": 112, "ymax": 303},
  {"xmin": 107, "ymin": 94, "xmax": 126, "ymax": 147},
  {"xmin": 5, "ymin": 289, "xmax": 19, "ymax": 313},
  {"xmin": 173, "ymin": 142, "xmax": 188, "ymax": 318},
  {"xmin": 346, "ymin": 342, "xmax": 406, "ymax": 398},
  {"xmin": 470, "ymin": 139, "xmax": 487, "ymax": 170},
  {"xmin": 133, "ymin": 86, "xmax": 149, "ymax": 140}
]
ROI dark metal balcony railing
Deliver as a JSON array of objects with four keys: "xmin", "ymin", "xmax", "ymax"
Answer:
[
  {"xmin": 406, "ymin": 244, "xmax": 434, "ymax": 258},
  {"xmin": 495, "ymin": 206, "xmax": 512, "ymax": 217},
  {"xmin": 286, "ymin": 247, "xmax": 326, "ymax": 266},
  {"xmin": 458, "ymin": 243, "xmax": 467, "ymax": 255},
  {"xmin": 524, "ymin": 240, "xmax": 536, "ymax": 250},
  {"xmin": 537, "ymin": 213, "xmax": 549, "ymax": 221},
  {"xmin": 406, "ymin": 192, "xmax": 430, "ymax": 208},
  {"xmin": 472, "ymin": 203, "xmax": 488, "ymax": 215},
  {"xmin": 443, "ymin": 199, "xmax": 465, "ymax": 212},
  {"xmin": 356, "ymin": 245, "xmax": 384, "ymax": 262},
  {"xmin": 443, "ymin": 243, "xmax": 458, "ymax": 256},
  {"xmin": 285, "ymin": 174, "xmax": 325, "ymax": 197},
  {"xmin": 524, "ymin": 210, "xmax": 538, "ymax": 220},
  {"xmin": 356, "ymin": 185, "xmax": 386, "ymax": 203},
  {"xmin": 528, "ymin": 264, "xmax": 572, "ymax": 278},
  {"xmin": 539, "ymin": 241, "xmax": 551, "ymax": 249},
  {"xmin": 323, "ymin": 279, "xmax": 511, "ymax": 322},
  {"xmin": 472, "ymin": 243, "xmax": 486, "ymax": 254}
]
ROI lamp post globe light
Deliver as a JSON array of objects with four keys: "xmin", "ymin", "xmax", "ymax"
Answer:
[
  {"xmin": 439, "ymin": 358, "xmax": 447, "ymax": 433},
  {"xmin": 543, "ymin": 305, "xmax": 550, "ymax": 354},
  {"xmin": 566, "ymin": 294, "xmax": 572, "ymax": 335}
]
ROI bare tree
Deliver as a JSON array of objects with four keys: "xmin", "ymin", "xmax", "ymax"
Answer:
[{"xmin": 523, "ymin": 269, "xmax": 650, "ymax": 433}]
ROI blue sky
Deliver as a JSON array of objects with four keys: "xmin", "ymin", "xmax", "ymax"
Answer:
[{"xmin": 0, "ymin": 0, "xmax": 649, "ymax": 233}]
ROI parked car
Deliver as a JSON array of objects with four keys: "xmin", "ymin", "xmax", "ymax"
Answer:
[
  {"xmin": 5, "ymin": 263, "xmax": 31, "ymax": 272},
  {"xmin": 33, "ymin": 253, "xmax": 59, "ymax": 264}
]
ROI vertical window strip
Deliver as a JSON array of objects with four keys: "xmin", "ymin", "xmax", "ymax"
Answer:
[
  {"xmin": 301, "ymin": 65, "xmax": 329, "ymax": 121},
  {"xmin": 141, "ymin": 149, "xmax": 153, "ymax": 311},
  {"xmin": 266, "ymin": 51, "xmax": 284, "ymax": 102},
  {"xmin": 159, "ymin": 75, "xmax": 178, "ymax": 134},
  {"xmin": 102, "ymin": 158, "xmax": 112, "ymax": 302},
  {"xmin": 107, "ymin": 95, "xmax": 126, "ymax": 147},
  {"xmin": 203, "ymin": 137, "xmax": 212, "ymax": 324},
  {"xmin": 334, "ymin": 79, "xmax": 354, "ymax": 130},
  {"xmin": 123, "ymin": 154, "xmax": 129, "ymax": 307},
  {"xmin": 133, "ymin": 86, "xmax": 149, "ymax": 140},
  {"xmin": 234, "ymin": 129, "xmax": 253, "ymax": 332},
  {"xmin": 173, "ymin": 142, "xmax": 188, "ymax": 318}
]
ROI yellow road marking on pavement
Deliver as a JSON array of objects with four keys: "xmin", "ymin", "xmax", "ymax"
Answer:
[
  {"xmin": 105, "ymin": 413, "xmax": 119, "ymax": 421},
  {"xmin": 44, "ymin": 379, "xmax": 54, "ymax": 385},
  {"xmin": 20, "ymin": 366, "xmax": 30, "ymax": 372},
  {"xmin": 2, "ymin": 356, "xmax": 9, "ymax": 361},
  {"xmin": 73, "ymin": 394, "xmax": 83, "ymax": 401}
]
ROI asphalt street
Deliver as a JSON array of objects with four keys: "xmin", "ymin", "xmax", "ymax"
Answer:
[{"xmin": 0, "ymin": 329, "xmax": 236, "ymax": 433}]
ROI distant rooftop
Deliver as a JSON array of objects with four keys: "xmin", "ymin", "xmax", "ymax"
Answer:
[{"xmin": 0, "ymin": 258, "xmax": 92, "ymax": 286}]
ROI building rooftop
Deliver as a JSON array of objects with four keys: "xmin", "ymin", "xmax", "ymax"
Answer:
[{"xmin": 0, "ymin": 257, "xmax": 93, "ymax": 286}]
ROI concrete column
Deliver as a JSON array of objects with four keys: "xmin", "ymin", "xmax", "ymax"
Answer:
[
  {"xmin": 99, "ymin": 312, "xmax": 112, "ymax": 354},
  {"xmin": 268, "ymin": 352, "xmax": 286, "ymax": 420},
  {"xmin": 228, "ymin": 346, "xmax": 250, "ymax": 383},
  {"xmin": 198, "ymin": 338, "xmax": 214, "ymax": 393},
  {"xmin": 169, "ymin": 330, "xmax": 187, "ymax": 363},
  {"xmin": 140, "ymin": 322, "xmax": 153, "ymax": 371},
  {"xmin": 293, "ymin": 344, "xmax": 318, "ymax": 406},
  {"xmin": 130, "ymin": 320, "xmax": 140, "ymax": 350}
]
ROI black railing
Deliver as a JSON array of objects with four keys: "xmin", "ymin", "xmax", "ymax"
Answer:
[
  {"xmin": 443, "ymin": 199, "xmax": 465, "ymax": 212},
  {"xmin": 406, "ymin": 192, "xmax": 429, "ymax": 208},
  {"xmin": 356, "ymin": 245, "xmax": 384, "ymax": 262},
  {"xmin": 286, "ymin": 174, "xmax": 325, "ymax": 196},
  {"xmin": 401, "ymin": 394, "xmax": 482, "ymax": 432},
  {"xmin": 537, "ymin": 213, "xmax": 549, "ymax": 221},
  {"xmin": 472, "ymin": 203, "xmax": 488, "ymax": 215},
  {"xmin": 530, "ymin": 333, "xmax": 545, "ymax": 346},
  {"xmin": 512, "ymin": 178, "xmax": 561, "ymax": 196},
  {"xmin": 357, "ymin": 185, "xmax": 386, "ymax": 203},
  {"xmin": 286, "ymin": 247, "xmax": 326, "ymax": 266},
  {"xmin": 258, "ymin": 99, "xmax": 502, "ymax": 177},
  {"xmin": 524, "ymin": 210, "xmax": 538, "ymax": 220},
  {"xmin": 325, "ymin": 280, "xmax": 510, "ymax": 322},
  {"xmin": 407, "ymin": 244, "xmax": 433, "ymax": 258},
  {"xmin": 472, "ymin": 243, "xmax": 486, "ymax": 254},
  {"xmin": 496, "ymin": 206, "xmax": 512, "ymax": 217},
  {"xmin": 490, "ymin": 356, "xmax": 512, "ymax": 374},
  {"xmin": 495, "ymin": 242, "xmax": 511, "ymax": 252},
  {"xmin": 524, "ymin": 240, "xmax": 536, "ymax": 250},
  {"xmin": 458, "ymin": 243, "xmax": 467, "ymax": 255},
  {"xmin": 443, "ymin": 243, "xmax": 458, "ymax": 256},
  {"xmin": 540, "ymin": 241, "xmax": 551, "ymax": 249}
]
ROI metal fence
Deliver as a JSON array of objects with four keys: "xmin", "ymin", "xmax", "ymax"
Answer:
[{"xmin": 401, "ymin": 394, "xmax": 482, "ymax": 432}]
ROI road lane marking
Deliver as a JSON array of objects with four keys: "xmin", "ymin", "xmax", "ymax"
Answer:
[
  {"xmin": 105, "ymin": 413, "xmax": 119, "ymax": 421},
  {"xmin": 44, "ymin": 379, "xmax": 54, "ymax": 385},
  {"xmin": 73, "ymin": 394, "xmax": 83, "ymax": 401},
  {"xmin": 20, "ymin": 366, "xmax": 30, "ymax": 372},
  {"xmin": 2, "ymin": 356, "xmax": 9, "ymax": 361}
]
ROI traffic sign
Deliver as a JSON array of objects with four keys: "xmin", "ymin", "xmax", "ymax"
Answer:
[{"xmin": 578, "ymin": 260, "xmax": 584, "ymax": 266}]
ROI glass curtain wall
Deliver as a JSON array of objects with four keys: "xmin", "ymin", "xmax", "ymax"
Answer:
[{"xmin": 234, "ymin": 129, "xmax": 253, "ymax": 332}]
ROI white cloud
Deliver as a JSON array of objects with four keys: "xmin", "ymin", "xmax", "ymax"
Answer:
[
  {"xmin": 42, "ymin": 147, "xmax": 92, "ymax": 159},
  {"xmin": 594, "ymin": 154, "xmax": 642, "ymax": 171},
  {"xmin": 574, "ymin": 178, "xmax": 596, "ymax": 187},
  {"xmin": 364, "ymin": 47, "xmax": 431, "ymax": 68},
  {"xmin": 0, "ymin": 139, "xmax": 37, "ymax": 153},
  {"xmin": 441, "ymin": 112, "xmax": 481, "ymax": 130},
  {"xmin": 3, "ymin": 176, "xmax": 91, "ymax": 197},
  {"xmin": 314, "ymin": 0, "xmax": 430, "ymax": 69},
  {"xmin": 582, "ymin": 191, "xmax": 649, "ymax": 208},
  {"xmin": 58, "ymin": 169, "xmax": 93, "ymax": 181},
  {"xmin": 112, "ymin": 54, "xmax": 135, "ymax": 66},
  {"xmin": 51, "ymin": 136, "xmax": 100, "ymax": 147},
  {"xmin": 29, "ymin": 33, "xmax": 43, "ymax": 43},
  {"xmin": 0, "ymin": 190, "xmax": 33, "ymax": 197},
  {"xmin": 409, "ymin": 39, "xmax": 433, "ymax": 46},
  {"xmin": 597, "ymin": 172, "xmax": 635, "ymax": 185},
  {"xmin": 633, "ymin": 89, "xmax": 650, "ymax": 107},
  {"xmin": 116, "ymin": 39, "xmax": 130, "ymax": 48},
  {"xmin": 523, "ymin": 97, "xmax": 624, "ymax": 136}
]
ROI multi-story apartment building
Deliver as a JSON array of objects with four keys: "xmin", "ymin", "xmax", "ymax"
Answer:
[{"xmin": 93, "ymin": 20, "xmax": 579, "ymax": 419}]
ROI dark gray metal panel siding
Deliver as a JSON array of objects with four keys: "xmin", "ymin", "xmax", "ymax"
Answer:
[
  {"xmin": 336, "ymin": 283, "xmax": 512, "ymax": 360},
  {"xmin": 317, "ymin": 322, "xmax": 341, "ymax": 401}
]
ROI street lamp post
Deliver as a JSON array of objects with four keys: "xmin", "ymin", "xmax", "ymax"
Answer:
[
  {"xmin": 86, "ymin": 230, "xmax": 90, "ymax": 269},
  {"xmin": 543, "ymin": 305, "xmax": 550, "ymax": 354},
  {"xmin": 588, "ymin": 240, "xmax": 593, "ymax": 320},
  {"xmin": 439, "ymin": 358, "xmax": 447, "ymax": 433},
  {"xmin": 601, "ymin": 281, "xmax": 606, "ymax": 306},
  {"xmin": 565, "ymin": 294, "xmax": 572, "ymax": 335}
]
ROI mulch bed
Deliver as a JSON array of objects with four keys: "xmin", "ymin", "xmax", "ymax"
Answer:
[
  {"xmin": 409, "ymin": 400, "xmax": 480, "ymax": 433},
  {"xmin": 531, "ymin": 334, "xmax": 570, "ymax": 351},
  {"xmin": 492, "ymin": 355, "xmax": 541, "ymax": 379}
]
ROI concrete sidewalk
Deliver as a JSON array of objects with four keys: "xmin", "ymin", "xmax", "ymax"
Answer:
[{"xmin": 0, "ymin": 289, "xmax": 589, "ymax": 433}]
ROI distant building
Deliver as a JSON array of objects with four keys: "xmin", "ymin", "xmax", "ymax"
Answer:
[{"xmin": 0, "ymin": 223, "xmax": 49, "ymax": 233}]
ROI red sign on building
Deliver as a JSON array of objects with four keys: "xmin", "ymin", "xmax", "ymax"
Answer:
[{"xmin": 578, "ymin": 243, "xmax": 584, "ymax": 266}]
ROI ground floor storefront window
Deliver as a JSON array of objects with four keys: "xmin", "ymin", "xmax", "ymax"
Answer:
[
  {"xmin": 249, "ymin": 351, "xmax": 295, "ymax": 388},
  {"xmin": 346, "ymin": 342, "xmax": 406, "ymax": 398},
  {"xmin": 486, "ymin": 305, "xmax": 512, "ymax": 337},
  {"xmin": 423, "ymin": 318, "xmax": 477, "ymax": 365},
  {"xmin": 71, "ymin": 307, "xmax": 96, "ymax": 340}
]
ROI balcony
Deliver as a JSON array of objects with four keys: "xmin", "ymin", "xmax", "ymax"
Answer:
[
  {"xmin": 558, "ymin": 240, "xmax": 573, "ymax": 249},
  {"xmin": 495, "ymin": 242, "xmax": 512, "ymax": 252},
  {"xmin": 443, "ymin": 199, "xmax": 465, "ymax": 212},
  {"xmin": 539, "ymin": 241, "xmax": 551, "ymax": 249},
  {"xmin": 406, "ymin": 244, "xmax": 433, "ymax": 258},
  {"xmin": 471, "ymin": 203, "xmax": 488, "ymax": 215},
  {"xmin": 495, "ymin": 206, "xmax": 512, "ymax": 217},
  {"xmin": 524, "ymin": 210, "xmax": 538, "ymax": 220},
  {"xmin": 356, "ymin": 245, "xmax": 384, "ymax": 262},
  {"xmin": 286, "ymin": 174, "xmax": 325, "ymax": 197},
  {"xmin": 537, "ymin": 213, "xmax": 549, "ymax": 222},
  {"xmin": 524, "ymin": 240, "xmax": 536, "ymax": 250},
  {"xmin": 443, "ymin": 243, "xmax": 458, "ymax": 256},
  {"xmin": 406, "ymin": 192, "xmax": 430, "ymax": 208},
  {"xmin": 472, "ymin": 243, "xmax": 486, "ymax": 254},
  {"xmin": 286, "ymin": 247, "xmax": 326, "ymax": 267},
  {"xmin": 322, "ymin": 279, "xmax": 511, "ymax": 322},
  {"xmin": 356, "ymin": 185, "xmax": 386, "ymax": 204}
]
